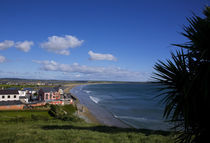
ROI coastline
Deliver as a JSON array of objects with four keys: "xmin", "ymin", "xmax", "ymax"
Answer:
[
  {"xmin": 64, "ymin": 83, "xmax": 130, "ymax": 127},
  {"xmin": 67, "ymin": 84, "xmax": 130, "ymax": 128},
  {"xmin": 65, "ymin": 83, "xmax": 172, "ymax": 131},
  {"xmin": 63, "ymin": 83, "xmax": 100, "ymax": 124}
]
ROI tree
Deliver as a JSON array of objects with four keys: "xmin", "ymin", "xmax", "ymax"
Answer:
[{"xmin": 153, "ymin": 7, "xmax": 210, "ymax": 143}]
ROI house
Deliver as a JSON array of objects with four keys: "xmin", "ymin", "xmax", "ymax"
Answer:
[
  {"xmin": 0, "ymin": 90, "xmax": 20, "ymax": 101},
  {"xmin": 53, "ymin": 87, "xmax": 64, "ymax": 95},
  {"xmin": 37, "ymin": 82, "xmax": 45, "ymax": 86},
  {"xmin": 19, "ymin": 93, "xmax": 32, "ymax": 103},
  {"xmin": 23, "ymin": 88, "xmax": 37, "ymax": 94},
  {"xmin": 18, "ymin": 89, "xmax": 32, "ymax": 103},
  {"xmin": 24, "ymin": 88, "xmax": 39, "ymax": 101},
  {"xmin": 38, "ymin": 88, "xmax": 60, "ymax": 101},
  {"xmin": 22, "ymin": 88, "xmax": 38, "ymax": 102},
  {"xmin": 18, "ymin": 90, "xmax": 27, "ymax": 96},
  {"xmin": 53, "ymin": 86, "xmax": 64, "ymax": 99},
  {"xmin": 58, "ymin": 88, "xmax": 64, "ymax": 95},
  {"xmin": 31, "ymin": 93, "xmax": 39, "ymax": 100}
]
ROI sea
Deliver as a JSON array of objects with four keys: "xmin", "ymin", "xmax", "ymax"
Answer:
[{"xmin": 70, "ymin": 83, "xmax": 171, "ymax": 131}]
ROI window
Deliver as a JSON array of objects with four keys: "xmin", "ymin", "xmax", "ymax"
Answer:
[
  {"xmin": 14, "ymin": 95, "xmax": 16, "ymax": 98},
  {"xmin": 8, "ymin": 95, "xmax": 10, "ymax": 98},
  {"xmin": 2, "ymin": 96, "xmax": 5, "ymax": 99}
]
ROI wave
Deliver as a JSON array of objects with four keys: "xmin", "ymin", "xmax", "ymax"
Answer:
[
  {"xmin": 84, "ymin": 90, "xmax": 91, "ymax": 94},
  {"xmin": 114, "ymin": 115, "xmax": 159, "ymax": 123},
  {"xmin": 89, "ymin": 96, "xmax": 100, "ymax": 104}
]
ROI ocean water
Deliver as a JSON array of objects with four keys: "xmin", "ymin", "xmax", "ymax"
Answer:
[{"xmin": 71, "ymin": 83, "xmax": 171, "ymax": 131}]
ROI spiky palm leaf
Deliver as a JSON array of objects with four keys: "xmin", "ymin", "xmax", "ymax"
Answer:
[{"xmin": 153, "ymin": 7, "xmax": 210, "ymax": 143}]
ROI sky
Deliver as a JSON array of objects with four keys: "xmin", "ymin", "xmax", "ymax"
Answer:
[{"xmin": 0, "ymin": 0, "xmax": 209, "ymax": 81}]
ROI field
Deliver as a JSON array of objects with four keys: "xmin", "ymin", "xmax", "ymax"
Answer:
[
  {"xmin": 0, "ymin": 107, "xmax": 175, "ymax": 143},
  {"xmin": 0, "ymin": 84, "xmax": 54, "ymax": 89}
]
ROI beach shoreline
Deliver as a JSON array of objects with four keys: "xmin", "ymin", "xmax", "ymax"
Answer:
[
  {"xmin": 64, "ymin": 83, "xmax": 130, "ymax": 128},
  {"xmin": 63, "ymin": 83, "xmax": 100, "ymax": 124}
]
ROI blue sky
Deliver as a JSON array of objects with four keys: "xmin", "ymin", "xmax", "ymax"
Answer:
[{"xmin": 0, "ymin": 0, "xmax": 209, "ymax": 81}]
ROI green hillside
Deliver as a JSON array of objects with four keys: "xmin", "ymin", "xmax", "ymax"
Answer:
[{"xmin": 0, "ymin": 106, "xmax": 175, "ymax": 143}]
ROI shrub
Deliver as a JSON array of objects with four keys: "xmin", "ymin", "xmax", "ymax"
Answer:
[{"xmin": 48, "ymin": 104, "xmax": 79, "ymax": 122}]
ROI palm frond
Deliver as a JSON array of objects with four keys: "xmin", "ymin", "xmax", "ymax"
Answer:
[{"xmin": 152, "ymin": 6, "xmax": 210, "ymax": 143}]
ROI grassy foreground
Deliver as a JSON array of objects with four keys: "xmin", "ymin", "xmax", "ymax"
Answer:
[{"xmin": 0, "ymin": 107, "xmax": 175, "ymax": 143}]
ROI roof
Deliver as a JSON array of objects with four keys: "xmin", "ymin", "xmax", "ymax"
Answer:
[
  {"xmin": 53, "ymin": 87, "xmax": 59, "ymax": 92},
  {"xmin": 7, "ymin": 87, "xmax": 19, "ymax": 90},
  {"xmin": 0, "ymin": 90, "xmax": 19, "ymax": 95},
  {"xmin": 0, "ymin": 100, "xmax": 23, "ymax": 106},
  {"xmin": 23, "ymin": 88, "xmax": 34, "ymax": 91},
  {"xmin": 40, "ymin": 88, "xmax": 56, "ymax": 93}
]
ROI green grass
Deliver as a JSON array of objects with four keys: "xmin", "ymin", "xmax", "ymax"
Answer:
[
  {"xmin": 0, "ymin": 110, "xmax": 53, "ymax": 122},
  {"xmin": 61, "ymin": 104, "xmax": 76, "ymax": 114},
  {"xmin": 0, "ymin": 84, "xmax": 54, "ymax": 89},
  {"xmin": 0, "ymin": 109, "xmax": 175, "ymax": 143}
]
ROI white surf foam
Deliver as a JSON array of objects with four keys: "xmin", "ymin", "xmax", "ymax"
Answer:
[
  {"xmin": 84, "ymin": 90, "xmax": 91, "ymax": 94},
  {"xmin": 89, "ymin": 96, "xmax": 100, "ymax": 104},
  {"xmin": 114, "ymin": 115, "xmax": 158, "ymax": 122}
]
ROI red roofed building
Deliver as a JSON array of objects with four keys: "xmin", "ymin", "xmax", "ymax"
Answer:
[{"xmin": 38, "ymin": 88, "xmax": 60, "ymax": 101}]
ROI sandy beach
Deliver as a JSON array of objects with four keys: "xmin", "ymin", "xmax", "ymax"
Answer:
[
  {"xmin": 64, "ymin": 83, "xmax": 129, "ymax": 128},
  {"xmin": 63, "ymin": 83, "xmax": 100, "ymax": 124}
]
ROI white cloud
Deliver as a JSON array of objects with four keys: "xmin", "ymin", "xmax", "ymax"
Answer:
[
  {"xmin": 33, "ymin": 60, "xmax": 147, "ymax": 81},
  {"xmin": 88, "ymin": 51, "xmax": 117, "ymax": 61},
  {"xmin": 0, "ymin": 40, "xmax": 14, "ymax": 50},
  {"xmin": 0, "ymin": 55, "xmax": 6, "ymax": 63},
  {"xmin": 41, "ymin": 35, "xmax": 84, "ymax": 55},
  {"xmin": 15, "ymin": 41, "xmax": 34, "ymax": 52}
]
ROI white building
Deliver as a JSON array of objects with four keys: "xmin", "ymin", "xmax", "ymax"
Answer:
[
  {"xmin": 0, "ymin": 90, "xmax": 20, "ymax": 101},
  {"xmin": 58, "ymin": 88, "xmax": 64, "ymax": 95},
  {"xmin": 18, "ymin": 90, "xmax": 27, "ymax": 96}
]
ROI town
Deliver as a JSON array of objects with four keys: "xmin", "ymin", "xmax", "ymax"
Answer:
[{"xmin": 0, "ymin": 78, "xmax": 77, "ymax": 110}]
